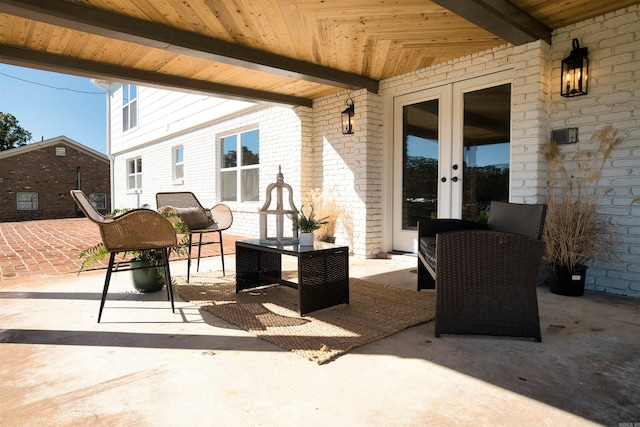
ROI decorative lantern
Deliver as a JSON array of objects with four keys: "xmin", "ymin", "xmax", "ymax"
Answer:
[
  {"xmin": 341, "ymin": 98, "xmax": 355, "ymax": 134},
  {"xmin": 259, "ymin": 166, "xmax": 299, "ymax": 244},
  {"xmin": 561, "ymin": 38, "xmax": 588, "ymax": 97}
]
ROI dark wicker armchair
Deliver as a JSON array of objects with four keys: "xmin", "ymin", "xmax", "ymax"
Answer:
[
  {"xmin": 156, "ymin": 192, "xmax": 233, "ymax": 281},
  {"xmin": 417, "ymin": 201, "xmax": 547, "ymax": 341},
  {"xmin": 70, "ymin": 190, "xmax": 178, "ymax": 322}
]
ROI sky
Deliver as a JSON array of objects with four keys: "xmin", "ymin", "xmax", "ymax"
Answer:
[{"xmin": 0, "ymin": 64, "xmax": 107, "ymax": 154}]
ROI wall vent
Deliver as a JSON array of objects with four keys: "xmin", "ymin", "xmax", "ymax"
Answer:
[{"xmin": 551, "ymin": 128, "xmax": 578, "ymax": 144}]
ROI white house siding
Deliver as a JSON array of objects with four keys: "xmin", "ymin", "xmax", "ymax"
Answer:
[
  {"xmin": 109, "ymin": 87, "xmax": 307, "ymax": 239},
  {"xmin": 549, "ymin": 4, "xmax": 640, "ymax": 296},
  {"xmin": 109, "ymin": 86, "xmax": 255, "ymax": 154},
  {"xmin": 109, "ymin": 5, "xmax": 639, "ymax": 296}
]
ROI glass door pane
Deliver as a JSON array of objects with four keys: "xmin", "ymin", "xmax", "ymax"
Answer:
[
  {"xmin": 461, "ymin": 84, "xmax": 511, "ymax": 221},
  {"xmin": 402, "ymin": 100, "xmax": 439, "ymax": 230},
  {"xmin": 393, "ymin": 85, "xmax": 450, "ymax": 253},
  {"xmin": 393, "ymin": 71, "xmax": 512, "ymax": 253}
]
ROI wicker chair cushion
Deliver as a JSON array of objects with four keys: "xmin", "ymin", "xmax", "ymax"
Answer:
[
  {"xmin": 419, "ymin": 237, "xmax": 437, "ymax": 272},
  {"xmin": 174, "ymin": 207, "xmax": 216, "ymax": 230}
]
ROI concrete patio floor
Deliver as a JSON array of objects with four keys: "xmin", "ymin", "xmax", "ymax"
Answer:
[{"xmin": 1, "ymin": 221, "xmax": 639, "ymax": 426}]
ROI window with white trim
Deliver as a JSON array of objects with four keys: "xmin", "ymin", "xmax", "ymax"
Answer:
[
  {"xmin": 173, "ymin": 146, "xmax": 184, "ymax": 181},
  {"xmin": 17, "ymin": 192, "xmax": 38, "ymax": 210},
  {"xmin": 89, "ymin": 193, "xmax": 107, "ymax": 210},
  {"xmin": 122, "ymin": 84, "xmax": 137, "ymax": 132},
  {"xmin": 220, "ymin": 128, "xmax": 259, "ymax": 202},
  {"xmin": 127, "ymin": 157, "xmax": 142, "ymax": 190}
]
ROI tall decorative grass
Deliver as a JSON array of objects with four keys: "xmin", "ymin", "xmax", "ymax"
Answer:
[
  {"xmin": 306, "ymin": 188, "xmax": 343, "ymax": 240},
  {"xmin": 542, "ymin": 125, "xmax": 622, "ymax": 270}
]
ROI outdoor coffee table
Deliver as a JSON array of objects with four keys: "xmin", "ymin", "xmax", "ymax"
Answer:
[{"xmin": 235, "ymin": 239, "xmax": 350, "ymax": 316}]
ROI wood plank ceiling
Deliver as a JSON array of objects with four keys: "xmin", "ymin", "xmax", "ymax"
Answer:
[{"xmin": 0, "ymin": 0, "xmax": 637, "ymax": 106}]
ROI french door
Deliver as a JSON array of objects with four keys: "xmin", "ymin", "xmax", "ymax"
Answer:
[{"xmin": 392, "ymin": 71, "xmax": 512, "ymax": 252}]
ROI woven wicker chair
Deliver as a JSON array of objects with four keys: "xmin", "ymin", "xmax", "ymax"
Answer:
[
  {"xmin": 156, "ymin": 192, "xmax": 233, "ymax": 281},
  {"xmin": 70, "ymin": 190, "xmax": 178, "ymax": 322},
  {"xmin": 417, "ymin": 201, "xmax": 547, "ymax": 341}
]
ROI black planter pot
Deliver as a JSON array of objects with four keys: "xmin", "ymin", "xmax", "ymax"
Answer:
[
  {"xmin": 548, "ymin": 264, "xmax": 587, "ymax": 297},
  {"xmin": 130, "ymin": 260, "xmax": 164, "ymax": 293}
]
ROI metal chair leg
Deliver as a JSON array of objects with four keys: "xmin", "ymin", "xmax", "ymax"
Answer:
[
  {"xmin": 186, "ymin": 233, "xmax": 193, "ymax": 283},
  {"xmin": 196, "ymin": 232, "xmax": 203, "ymax": 273},
  {"xmin": 98, "ymin": 252, "xmax": 116, "ymax": 323},
  {"xmin": 218, "ymin": 230, "xmax": 225, "ymax": 276},
  {"xmin": 162, "ymin": 248, "xmax": 175, "ymax": 313}
]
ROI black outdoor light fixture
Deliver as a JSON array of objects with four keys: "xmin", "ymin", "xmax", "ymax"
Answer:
[
  {"xmin": 561, "ymin": 38, "xmax": 589, "ymax": 97},
  {"xmin": 341, "ymin": 98, "xmax": 355, "ymax": 134}
]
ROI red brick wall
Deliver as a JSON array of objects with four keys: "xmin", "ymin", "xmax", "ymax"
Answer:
[{"xmin": 0, "ymin": 143, "xmax": 110, "ymax": 222}]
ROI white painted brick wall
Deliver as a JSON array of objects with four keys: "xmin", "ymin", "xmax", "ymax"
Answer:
[
  {"xmin": 549, "ymin": 4, "xmax": 640, "ymax": 296},
  {"xmin": 373, "ymin": 6, "xmax": 637, "ymax": 295},
  {"xmin": 511, "ymin": 41, "xmax": 551, "ymax": 204},
  {"xmin": 309, "ymin": 89, "xmax": 385, "ymax": 257}
]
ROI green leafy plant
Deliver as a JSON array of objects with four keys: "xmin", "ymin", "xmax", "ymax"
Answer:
[
  {"xmin": 289, "ymin": 204, "xmax": 329, "ymax": 233},
  {"xmin": 78, "ymin": 208, "xmax": 189, "ymax": 284}
]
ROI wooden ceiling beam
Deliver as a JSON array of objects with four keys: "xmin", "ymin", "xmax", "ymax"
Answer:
[
  {"xmin": 0, "ymin": 0, "xmax": 379, "ymax": 93},
  {"xmin": 432, "ymin": 0, "xmax": 551, "ymax": 45},
  {"xmin": 0, "ymin": 44, "xmax": 313, "ymax": 107}
]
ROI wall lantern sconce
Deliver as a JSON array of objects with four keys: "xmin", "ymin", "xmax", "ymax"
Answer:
[
  {"xmin": 561, "ymin": 38, "xmax": 589, "ymax": 97},
  {"xmin": 341, "ymin": 98, "xmax": 355, "ymax": 134}
]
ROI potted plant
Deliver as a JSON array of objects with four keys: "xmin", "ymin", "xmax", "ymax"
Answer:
[
  {"xmin": 290, "ymin": 204, "xmax": 328, "ymax": 246},
  {"xmin": 79, "ymin": 207, "xmax": 188, "ymax": 292},
  {"xmin": 542, "ymin": 124, "xmax": 622, "ymax": 296},
  {"xmin": 307, "ymin": 188, "xmax": 343, "ymax": 243}
]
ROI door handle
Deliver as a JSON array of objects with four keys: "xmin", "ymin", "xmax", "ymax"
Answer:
[
  {"xmin": 441, "ymin": 177, "xmax": 447, "ymax": 183},
  {"xmin": 452, "ymin": 176, "xmax": 459, "ymax": 182}
]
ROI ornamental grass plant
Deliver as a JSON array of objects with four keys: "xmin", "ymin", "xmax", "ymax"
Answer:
[
  {"xmin": 306, "ymin": 188, "xmax": 343, "ymax": 241},
  {"xmin": 542, "ymin": 124, "xmax": 622, "ymax": 270}
]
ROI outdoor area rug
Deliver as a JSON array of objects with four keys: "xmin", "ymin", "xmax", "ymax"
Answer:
[{"xmin": 176, "ymin": 272, "xmax": 435, "ymax": 364}]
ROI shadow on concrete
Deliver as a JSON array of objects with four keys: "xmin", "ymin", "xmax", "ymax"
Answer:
[
  {"xmin": 0, "ymin": 291, "xmax": 103, "ymax": 300},
  {"xmin": 0, "ymin": 328, "xmax": 280, "ymax": 353}
]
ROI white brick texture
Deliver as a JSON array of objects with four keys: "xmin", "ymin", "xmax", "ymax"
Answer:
[{"xmin": 549, "ymin": 4, "xmax": 640, "ymax": 296}]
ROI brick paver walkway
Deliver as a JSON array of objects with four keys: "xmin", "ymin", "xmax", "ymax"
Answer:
[{"xmin": 0, "ymin": 218, "xmax": 245, "ymax": 280}]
